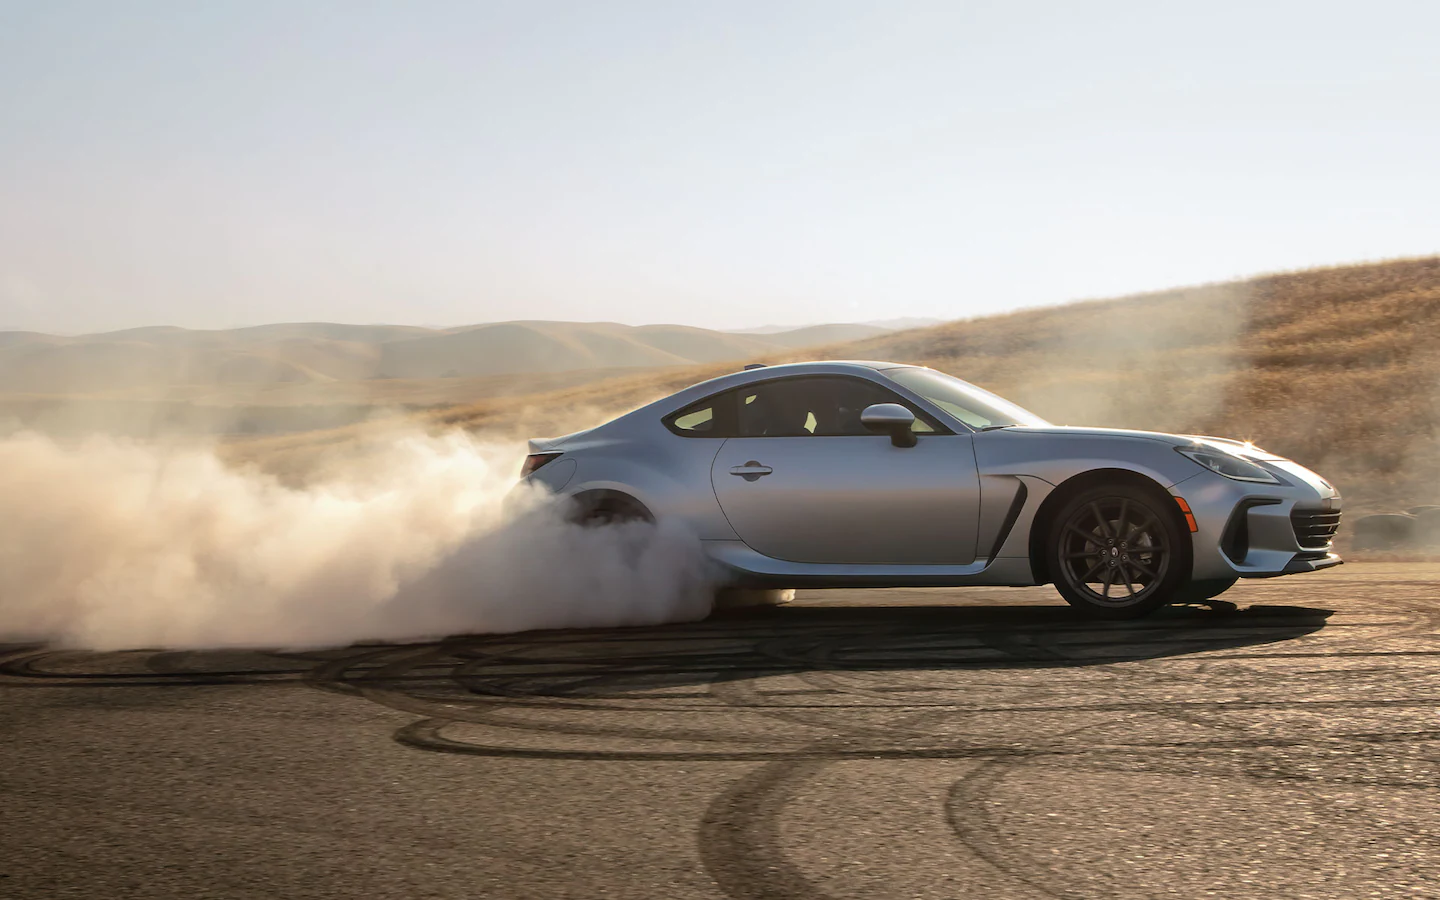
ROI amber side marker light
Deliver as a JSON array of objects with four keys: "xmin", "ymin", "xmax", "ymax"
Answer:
[{"xmin": 1174, "ymin": 497, "xmax": 1200, "ymax": 533}]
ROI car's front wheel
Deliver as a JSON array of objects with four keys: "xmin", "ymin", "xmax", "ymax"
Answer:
[{"xmin": 1047, "ymin": 484, "xmax": 1188, "ymax": 619}]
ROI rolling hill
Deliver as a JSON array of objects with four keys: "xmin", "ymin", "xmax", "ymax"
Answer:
[
  {"xmin": 0, "ymin": 320, "xmax": 900, "ymax": 394},
  {"xmin": 819, "ymin": 256, "xmax": 1440, "ymax": 514}
]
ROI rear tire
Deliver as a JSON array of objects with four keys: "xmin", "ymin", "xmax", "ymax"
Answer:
[
  {"xmin": 568, "ymin": 493, "xmax": 652, "ymax": 527},
  {"xmin": 713, "ymin": 588, "xmax": 796, "ymax": 610},
  {"xmin": 1047, "ymin": 483, "xmax": 1189, "ymax": 619}
]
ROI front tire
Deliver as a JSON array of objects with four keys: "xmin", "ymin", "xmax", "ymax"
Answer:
[{"xmin": 1047, "ymin": 483, "xmax": 1189, "ymax": 619}]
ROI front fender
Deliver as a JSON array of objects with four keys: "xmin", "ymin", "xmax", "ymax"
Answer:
[{"xmin": 975, "ymin": 431, "xmax": 1198, "ymax": 488}]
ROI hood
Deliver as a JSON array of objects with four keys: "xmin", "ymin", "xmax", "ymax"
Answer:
[
  {"xmin": 1003, "ymin": 425, "xmax": 1196, "ymax": 446},
  {"xmin": 1181, "ymin": 434, "xmax": 1284, "ymax": 461},
  {"xmin": 1004, "ymin": 426, "xmax": 1281, "ymax": 456}
]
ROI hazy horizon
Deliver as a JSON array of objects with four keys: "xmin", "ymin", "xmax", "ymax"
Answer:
[
  {"xmin": 0, "ymin": 312, "xmax": 946, "ymax": 338},
  {"xmin": 4, "ymin": 0, "xmax": 1438, "ymax": 334},
  {"xmin": 0, "ymin": 255, "xmax": 1423, "ymax": 337}
]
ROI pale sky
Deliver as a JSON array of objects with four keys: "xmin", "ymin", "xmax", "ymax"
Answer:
[{"xmin": 2, "ymin": 0, "xmax": 1438, "ymax": 334}]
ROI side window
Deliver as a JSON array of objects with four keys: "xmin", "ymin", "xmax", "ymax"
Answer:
[{"xmin": 737, "ymin": 376, "xmax": 938, "ymax": 437}]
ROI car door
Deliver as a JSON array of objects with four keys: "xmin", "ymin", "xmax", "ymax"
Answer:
[{"xmin": 710, "ymin": 375, "xmax": 981, "ymax": 565}]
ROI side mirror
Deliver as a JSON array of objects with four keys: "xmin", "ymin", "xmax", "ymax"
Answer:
[{"xmin": 860, "ymin": 403, "xmax": 917, "ymax": 448}]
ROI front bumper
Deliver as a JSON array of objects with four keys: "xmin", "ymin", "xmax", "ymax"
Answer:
[
  {"xmin": 1244, "ymin": 552, "xmax": 1344, "ymax": 578},
  {"xmin": 1173, "ymin": 470, "xmax": 1344, "ymax": 581}
]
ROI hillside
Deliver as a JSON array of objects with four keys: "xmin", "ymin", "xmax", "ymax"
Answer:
[
  {"xmin": 819, "ymin": 257, "xmax": 1440, "ymax": 512},
  {"xmin": 232, "ymin": 257, "xmax": 1440, "ymax": 517},
  {"xmin": 0, "ymin": 320, "xmax": 897, "ymax": 394}
]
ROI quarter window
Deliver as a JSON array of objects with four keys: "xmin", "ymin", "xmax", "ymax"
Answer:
[
  {"xmin": 666, "ymin": 400, "xmax": 725, "ymax": 436},
  {"xmin": 672, "ymin": 406, "xmax": 715, "ymax": 433}
]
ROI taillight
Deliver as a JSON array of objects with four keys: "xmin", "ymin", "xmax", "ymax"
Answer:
[{"xmin": 521, "ymin": 452, "xmax": 562, "ymax": 478}]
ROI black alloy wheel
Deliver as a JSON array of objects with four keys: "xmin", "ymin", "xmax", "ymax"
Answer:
[{"xmin": 1048, "ymin": 484, "xmax": 1188, "ymax": 618}]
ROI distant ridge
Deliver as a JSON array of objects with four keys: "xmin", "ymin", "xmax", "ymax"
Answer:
[
  {"xmin": 0, "ymin": 319, "xmax": 893, "ymax": 393},
  {"xmin": 729, "ymin": 317, "xmax": 943, "ymax": 335}
]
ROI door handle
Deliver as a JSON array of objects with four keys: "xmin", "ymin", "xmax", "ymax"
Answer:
[{"xmin": 729, "ymin": 461, "xmax": 773, "ymax": 481}]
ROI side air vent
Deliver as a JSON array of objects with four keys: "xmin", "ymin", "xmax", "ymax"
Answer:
[{"xmin": 1221, "ymin": 499, "xmax": 1282, "ymax": 563}]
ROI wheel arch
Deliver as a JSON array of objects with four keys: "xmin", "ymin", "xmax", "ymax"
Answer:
[
  {"xmin": 1027, "ymin": 467, "xmax": 1190, "ymax": 584},
  {"xmin": 566, "ymin": 488, "xmax": 655, "ymax": 524}
]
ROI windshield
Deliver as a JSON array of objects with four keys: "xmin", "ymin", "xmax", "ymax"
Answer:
[{"xmin": 884, "ymin": 367, "xmax": 1050, "ymax": 430}]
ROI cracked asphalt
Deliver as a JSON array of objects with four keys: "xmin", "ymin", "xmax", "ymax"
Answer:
[{"xmin": 3, "ymin": 563, "xmax": 1438, "ymax": 899}]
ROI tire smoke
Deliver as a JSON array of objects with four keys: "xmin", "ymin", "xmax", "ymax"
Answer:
[{"xmin": 0, "ymin": 430, "xmax": 715, "ymax": 650}]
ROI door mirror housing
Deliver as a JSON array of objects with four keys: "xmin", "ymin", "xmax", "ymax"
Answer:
[{"xmin": 860, "ymin": 403, "xmax": 917, "ymax": 448}]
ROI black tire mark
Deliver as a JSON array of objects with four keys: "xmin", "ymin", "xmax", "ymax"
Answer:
[
  {"xmin": 697, "ymin": 760, "xmax": 843, "ymax": 900},
  {"xmin": 7, "ymin": 596, "xmax": 1439, "ymax": 899},
  {"xmin": 947, "ymin": 759, "xmax": 1081, "ymax": 900}
]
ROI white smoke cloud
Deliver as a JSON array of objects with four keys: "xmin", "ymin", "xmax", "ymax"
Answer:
[{"xmin": 0, "ymin": 430, "xmax": 715, "ymax": 650}]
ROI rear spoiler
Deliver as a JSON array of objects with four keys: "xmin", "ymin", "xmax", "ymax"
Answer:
[{"xmin": 527, "ymin": 428, "xmax": 590, "ymax": 455}]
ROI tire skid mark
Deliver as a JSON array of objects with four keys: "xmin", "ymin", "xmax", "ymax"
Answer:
[
  {"xmin": 8, "ymin": 598, "xmax": 1440, "ymax": 898},
  {"xmin": 697, "ymin": 760, "xmax": 843, "ymax": 900}
]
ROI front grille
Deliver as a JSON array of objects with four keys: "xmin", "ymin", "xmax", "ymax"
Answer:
[{"xmin": 1291, "ymin": 508, "xmax": 1342, "ymax": 549}]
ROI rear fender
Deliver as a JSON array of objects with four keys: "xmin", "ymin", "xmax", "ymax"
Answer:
[{"xmin": 565, "ymin": 449, "xmax": 739, "ymax": 541}]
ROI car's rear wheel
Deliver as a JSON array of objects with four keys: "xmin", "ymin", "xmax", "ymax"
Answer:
[
  {"xmin": 714, "ymin": 588, "xmax": 796, "ymax": 610},
  {"xmin": 1048, "ymin": 484, "xmax": 1188, "ymax": 619},
  {"xmin": 569, "ymin": 493, "xmax": 652, "ymax": 527}
]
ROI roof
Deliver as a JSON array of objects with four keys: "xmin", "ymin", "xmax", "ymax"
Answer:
[{"xmin": 631, "ymin": 360, "xmax": 916, "ymax": 418}]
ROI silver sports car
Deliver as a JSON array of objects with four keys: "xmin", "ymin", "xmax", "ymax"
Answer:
[{"xmin": 521, "ymin": 361, "xmax": 1342, "ymax": 618}]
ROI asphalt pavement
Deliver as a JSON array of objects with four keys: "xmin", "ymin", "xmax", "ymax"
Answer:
[{"xmin": 4, "ymin": 563, "xmax": 1439, "ymax": 899}]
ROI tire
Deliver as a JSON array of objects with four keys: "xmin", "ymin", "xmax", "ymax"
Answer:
[
  {"xmin": 1351, "ymin": 513, "xmax": 1414, "ymax": 551},
  {"xmin": 1047, "ymin": 483, "xmax": 1190, "ymax": 619},
  {"xmin": 1174, "ymin": 577, "xmax": 1238, "ymax": 604},
  {"xmin": 1416, "ymin": 509, "xmax": 1440, "ymax": 548},
  {"xmin": 713, "ymin": 588, "xmax": 796, "ymax": 610},
  {"xmin": 568, "ymin": 493, "xmax": 652, "ymax": 527}
]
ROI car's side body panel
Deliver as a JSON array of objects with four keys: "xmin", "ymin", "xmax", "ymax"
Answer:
[
  {"xmin": 706, "ymin": 541, "xmax": 1038, "ymax": 588},
  {"xmin": 558, "ymin": 426, "xmax": 739, "ymax": 540},
  {"xmin": 521, "ymin": 361, "xmax": 1344, "ymax": 591},
  {"xmin": 711, "ymin": 433, "xmax": 981, "ymax": 565}
]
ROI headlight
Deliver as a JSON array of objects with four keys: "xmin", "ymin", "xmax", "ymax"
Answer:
[{"xmin": 1177, "ymin": 446, "xmax": 1280, "ymax": 484}]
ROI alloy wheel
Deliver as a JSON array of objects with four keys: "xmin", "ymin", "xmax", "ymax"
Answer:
[{"xmin": 1057, "ymin": 497, "xmax": 1171, "ymax": 607}]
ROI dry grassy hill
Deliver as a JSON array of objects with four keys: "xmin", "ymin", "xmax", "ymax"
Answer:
[
  {"xmin": 0, "ymin": 320, "xmax": 887, "ymax": 394},
  {"xmin": 233, "ymin": 257, "xmax": 1440, "ymax": 517},
  {"xmin": 824, "ymin": 256, "xmax": 1440, "ymax": 513}
]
